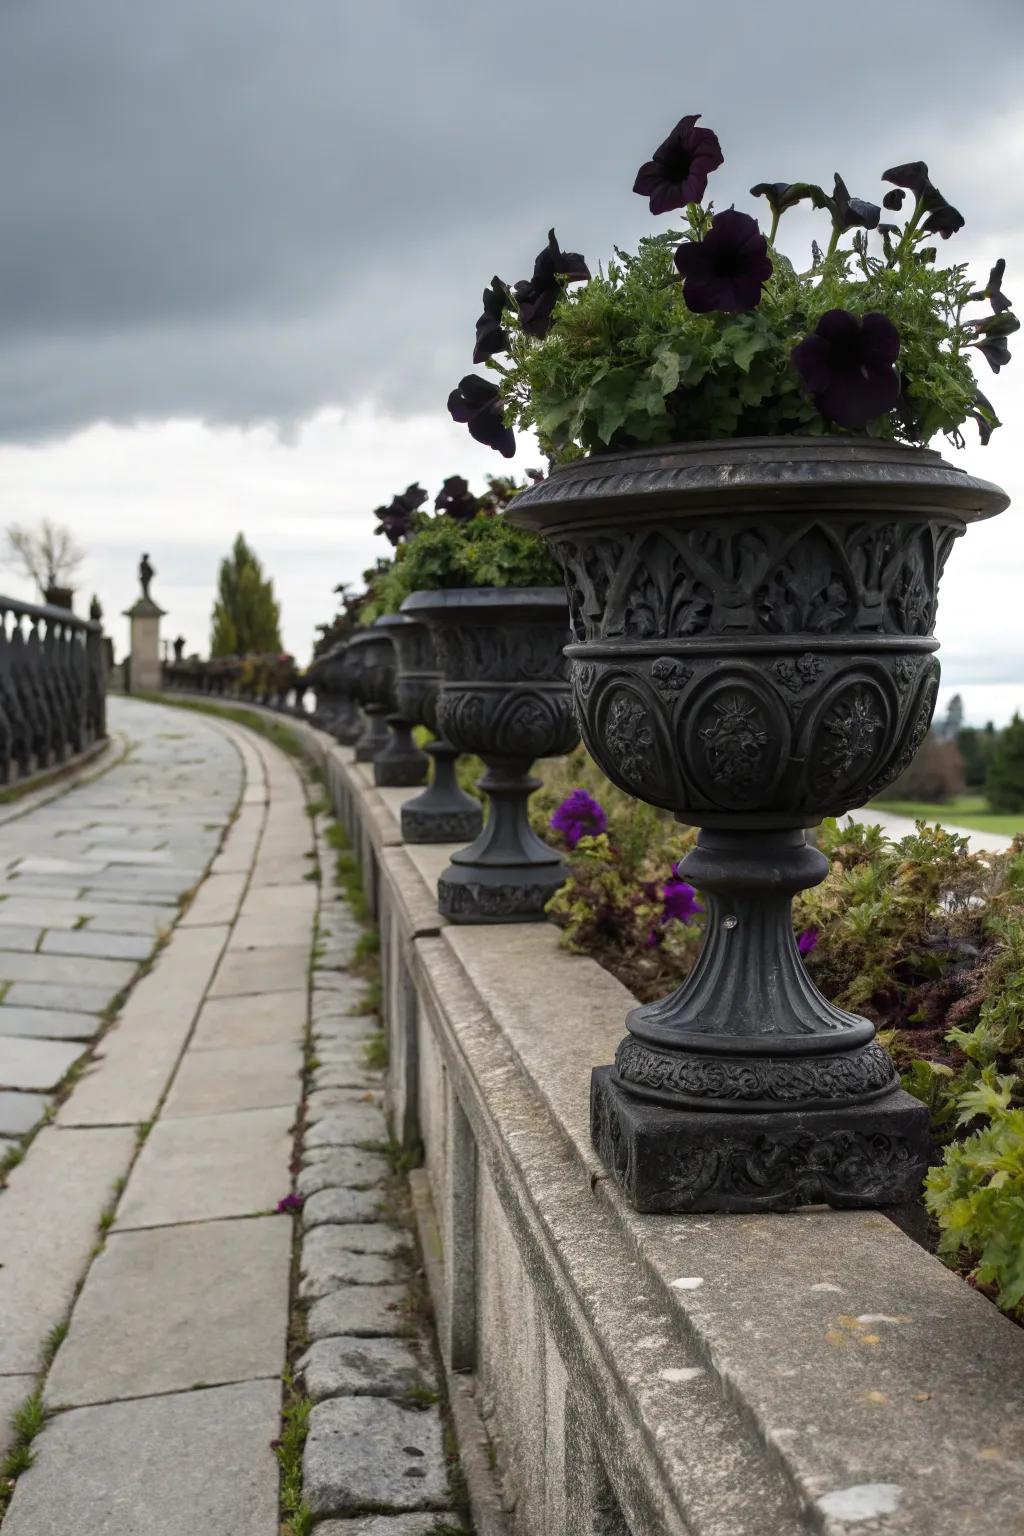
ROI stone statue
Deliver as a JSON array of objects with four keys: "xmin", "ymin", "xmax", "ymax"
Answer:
[
  {"xmin": 173, "ymin": 635, "xmax": 186, "ymax": 661},
  {"xmin": 139, "ymin": 553, "xmax": 155, "ymax": 601}
]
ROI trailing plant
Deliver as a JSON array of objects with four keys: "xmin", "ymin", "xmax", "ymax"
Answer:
[{"xmin": 447, "ymin": 113, "xmax": 1014, "ymax": 461}]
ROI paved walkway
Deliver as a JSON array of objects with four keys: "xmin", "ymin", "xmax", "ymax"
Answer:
[{"xmin": 0, "ymin": 697, "xmax": 459, "ymax": 1535}]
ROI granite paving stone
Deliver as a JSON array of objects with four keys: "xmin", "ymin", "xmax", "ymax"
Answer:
[
  {"xmin": 46, "ymin": 1217, "xmax": 291, "ymax": 1405},
  {"xmin": 304, "ymin": 1397, "xmax": 448, "ymax": 1516},
  {"xmin": 298, "ymin": 1336, "xmax": 425, "ymax": 1401},
  {"xmin": 3, "ymin": 980, "xmax": 115, "ymax": 1014},
  {"xmin": 301, "ymin": 1246, "xmax": 408, "ymax": 1297},
  {"xmin": 302, "ymin": 1185, "xmax": 385, "ymax": 1227},
  {"xmin": 179, "ymin": 870, "xmax": 248, "ymax": 927},
  {"xmin": 305, "ymin": 1102, "xmax": 389, "ymax": 1147},
  {"xmin": 0, "ymin": 925, "xmax": 44, "ymax": 952},
  {"xmin": 210, "ymin": 942, "xmax": 310, "ymax": 997},
  {"xmin": 297, "ymin": 1147, "xmax": 392, "ymax": 1196},
  {"xmin": 162, "ymin": 1041, "xmax": 302, "ymax": 1118},
  {"xmin": 0, "ymin": 1126, "xmax": 136, "ymax": 1372},
  {"xmin": 0, "ymin": 949, "xmax": 136, "ymax": 989},
  {"xmin": 0, "ymin": 1005, "xmax": 99, "ymax": 1041},
  {"xmin": 313, "ymin": 1061, "xmax": 386, "ymax": 1091},
  {"xmin": 1, "ymin": 1380, "xmax": 281, "ymax": 1536},
  {"xmin": 0, "ymin": 1035, "xmax": 83, "ymax": 1090},
  {"xmin": 307, "ymin": 1284, "xmax": 412, "ymax": 1341},
  {"xmin": 39, "ymin": 927, "xmax": 154, "ymax": 961},
  {"xmin": 190, "ymin": 988, "xmax": 307, "ymax": 1050},
  {"xmin": 0, "ymin": 1088, "xmax": 52, "ymax": 1134},
  {"xmin": 114, "ymin": 1104, "xmax": 294, "ymax": 1228}
]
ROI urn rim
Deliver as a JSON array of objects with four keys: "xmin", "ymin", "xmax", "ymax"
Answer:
[
  {"xmin": 401, "ymin": 585, "xmax": 569, "ymax": 622},
  {"xmin": 506, "ymin": 434, "xmax": 1009, "ymax": 529}
]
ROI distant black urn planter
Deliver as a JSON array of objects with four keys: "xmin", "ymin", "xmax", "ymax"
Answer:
[
  {"xmin": 510, "ymin": 437, "xmax": 1008, "ymax": 1213},
  {"xmin": 378, "ymin": 609, "xmax": 482, "ymax": 844},
  {"xmin": 401, "ymin": 588, "xmax": 579, "ymax": 922},
  {"xmin": 311, "ymin": 644, "xmax": 362, "ymax": 745},
  {"xmin": 347, "ymin": 630, "xmax": 393, "ymax": 763},
  {"xmin": 370, "ymin": 616, "xmax": 430, "ymax": 789}
]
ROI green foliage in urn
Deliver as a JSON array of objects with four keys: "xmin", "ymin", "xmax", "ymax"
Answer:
[{"xmin": 448, "ymin": 113, "xmax": 1014, "ymax": 461}]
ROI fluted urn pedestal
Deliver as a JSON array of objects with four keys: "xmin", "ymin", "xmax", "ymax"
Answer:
[
  {"xmin": 402, "ymin": 588, "xmax": 578, "ymax": 922},
  {"xmin": 510, "ymin": 437, "xmax": 1008, "ymax": 1212}
]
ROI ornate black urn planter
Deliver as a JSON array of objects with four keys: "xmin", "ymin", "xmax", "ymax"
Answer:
[
  {"xmin": 369, "ymin": 616, "xmax": 430, "ymax": 788},
  {"xmin": 347, "ymin": 629, "xmax": 393, "ymax": 763},
  {"xmin": 510, "ymin": 437, "xmax": 1008, "ymax": 1213},
  {"xmin": 309, "ymin": 645, "xmax": 362, "ymax": 744},
  {"xmin": 401, "ymin": 587, "xmax": 579, "ymax": 922},
  {"xmin": 377, "ymin": 609, "xmax": 483, "ymax": 844}
]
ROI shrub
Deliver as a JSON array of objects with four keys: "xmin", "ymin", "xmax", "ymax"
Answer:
[{"xmin": 986, "ymin": 713, "xmax": 1024, "ymax": 813}]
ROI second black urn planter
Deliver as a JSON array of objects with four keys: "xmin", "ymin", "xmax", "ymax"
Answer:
[
  {"xmin": 401, "ymin": 587, "xmax": 579, "ymax": 922},
  {"xmin": 510, "ymin": 436, "xmax": 1009, "ymax": 1213}
]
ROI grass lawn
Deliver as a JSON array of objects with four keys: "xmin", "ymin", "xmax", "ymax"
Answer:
[{"xmin": 868, "ymin": 793, "xmax": 1024, "ymax": 838}]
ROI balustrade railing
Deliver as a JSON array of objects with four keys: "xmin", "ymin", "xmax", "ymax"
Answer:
[{"xmin": 0, "ymin": 596, "xmax": 107, "ymax": 784}]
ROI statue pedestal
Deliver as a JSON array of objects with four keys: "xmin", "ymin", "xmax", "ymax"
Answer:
[{"xmin": 123, "ymin": 596, "xmax": 166, "ymax": 694}]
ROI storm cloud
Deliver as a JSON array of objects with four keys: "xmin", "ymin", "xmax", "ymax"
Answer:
[{"xmin": 2, "ymin": 0, "xmax": 1022, "ymax": 442}]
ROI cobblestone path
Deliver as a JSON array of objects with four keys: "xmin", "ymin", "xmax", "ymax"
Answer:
[{"xmin": 0, "ymin": 698, "xmax": 461, "ymax": 1535}]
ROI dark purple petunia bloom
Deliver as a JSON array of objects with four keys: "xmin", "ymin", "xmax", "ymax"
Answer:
[
  {"xmin": 275, "ymin": 1192, "xmax": 304, "ymax": 1213},
  {"xmin": 922, "ymin": 201, "xmax": 965, "ymax": 239},
  {"xmin": 674, "ymin": 209, "xmax": 773, "ymax": 314},
  {"xmin": 513, "ymin": 230, "xmax": 590, "ymax": 339},
  {"xmin": 634, "ymin": 113, "xmax": 724, "ymax": 215},
  {"xmin": 797, "ymin": 927, "xmax": 819, "ymax": 957},
  {"xmin": 448, "ymin": 374, "xmax": 516, "ymax": 458},
  {"xmin": 373, "ymin": 482, "xmax": 428, "ymax": 545},
  {"xmin": 661, "ymin": 876, "xmax": 704, "ymax": 926},
  {"xmin": 882, "ymin": 161, "xmax": 932, "ymax": 198},
  {"xmin": 550, "ymin": 788, "xmax": 608, "ymax": 849},
  {"xmin": 791, "ymin": 309, "xmax": 901, "ymax": 429},
  {"xmin": 883, "ymin": 188, "xmax": 906, "ymax": 212},
  {"xmin": 435, "ymin": 474, "xmax": 479, "ymax": 522},
  {"xmin": 831, "ymin": 174, "xmax": 881, "ymax": 233},
  {"xmin": 972, "ymin": 334, "xmax": 1012, "ymax": 373},
  {"xmin": 969, "ymin": 258, "xmax": 1012, "ymax": 316},
  {"xmin": 473, "ymin": 277, "xmax": 510, "ymax": 364}
]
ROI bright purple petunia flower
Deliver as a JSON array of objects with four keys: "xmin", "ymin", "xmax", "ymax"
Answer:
[
  {"xmin": 791, "ymin": 309, "xmax": 901, "ymax": 429},
  {"xmin": 275, "ymin": 1192, "xmax": 304, "ymax": 1213},
  {"xmin": 447, "ymin": 374, "xmax": 516, "ymax": 458},
  {"xmin": 797, "ymin": 927, "xmax": 819, "ymax": 957},
  {"xmin": 634, "ymin": 114, "xmax": 724, "ymax": 215},
  {"xmin": 661, "ymin": 876, "xmax": 704, "ymax": 926},
  {"xmin": 674, "ymin": 209, "xmax": 773, "ymax": 314},
  {"xmin": 550, "ymin": 788, "xmax": 607, "ymax": 849}
]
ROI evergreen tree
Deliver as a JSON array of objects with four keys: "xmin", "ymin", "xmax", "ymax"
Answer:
[
  {"xmin": 210, "ymin": 534, "xmax": 282, "ymax": 657},
  {"xmin": 986, "ymin": 714, "xmax": 1024, "ymax": 813},
  {"xmin": 957, "ymin": 725, "xmax": 997, "ymax": 790},
  {"xmin": 937, "ymin": 692, "xmax": 965, "ymax": 740}
]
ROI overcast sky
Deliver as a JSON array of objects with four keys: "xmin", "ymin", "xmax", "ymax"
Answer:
[{"xmin": 0, "ymin": 0, "xmax": 1023, "ymax": 722}]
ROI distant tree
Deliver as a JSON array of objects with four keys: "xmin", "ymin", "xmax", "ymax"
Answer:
[
  {"xmin": 879, "ymin": 731, "xmax": 966, "ymax": 803},
  {"xmin": 986, "ymin": 714, "xmax": 1024, "ymax": 813},
  {"xmin": 956, "ymin": 724, "xmax": 997, "ymax": 790},
  {"xmin": 209, "ymin": 534, "xmax": 282, "ymax": 657},
  {"xmin": 5, "ymin": 518, "xmax": 84, "ymax": 598}
]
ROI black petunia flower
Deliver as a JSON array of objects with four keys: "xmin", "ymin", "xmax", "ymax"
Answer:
[
  {"xmin": 968, "ymin": 311, "xmax": 1019, "ymax": 373},
  {"xmin": 791, "ymin": 310, "xmax": 901, "ymax": 429},
  {"xmin": 883, "ymin": 161, "xmax": 964, "ymax": 239},
  {"xmin": 969, "ymin": 258, "xmax": 1012, "ymax": 316},
  {"xmin": 883, "ymin": 188, "xmax": 906, "ymax": 211},
  {"xmin": 473, "ymin": 278, "xmax": 510, "ymax": 364},
  {"xmin": 831, "ymin": 174, "xmax": 881, "ymax": 233},
  {"xmin": 513, "ymin": 230, "xmax": 590, "ymax": 339},
  {"xmin": 674, "ymin": 209, "xmax": 773, "ymax": 313},
  {"xmin": 749, "ymin": 181, "xmax": 828, "ymax": 223},
  {"xmin": 634, "ymin": 114, "xmax": 724, "ymax": 215},
  {"xmin": 372, "ymin": 483, "xmax": 428, "ymax": 546},
  {"xmin": 447, "ymin": 375, "xmax": 515, "ymax": 458},
  {"xmin": 435, "ymin": 474, "xmax": 480, "ymax": 521}
]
